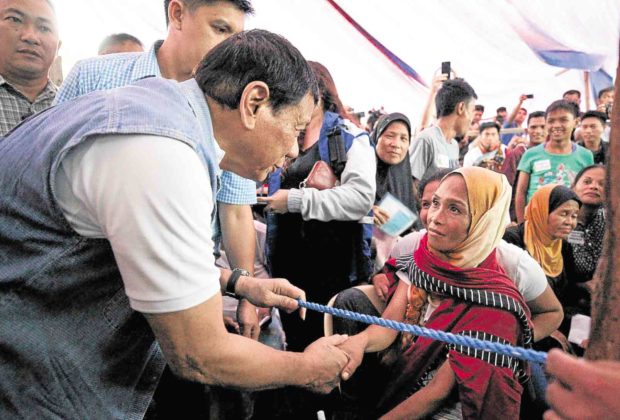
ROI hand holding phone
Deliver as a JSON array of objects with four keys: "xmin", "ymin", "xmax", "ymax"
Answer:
[{"xmin": 441, "ymin": 61, "xmax": 451, "ymax": 79}]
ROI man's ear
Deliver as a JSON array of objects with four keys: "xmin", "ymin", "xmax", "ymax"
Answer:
[
  {"xmin": 239, "ymin": 81, "xmax": 270, "ymax": 130},
  {"xmin": 456, "ymin": 101, "xmax": 467, "ymax": 116},
  {"xmin": 168, "ymin": 0, "xmax": 185, "ymax": 30}
]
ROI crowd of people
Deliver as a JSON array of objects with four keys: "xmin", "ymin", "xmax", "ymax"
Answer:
[{"xmin": 0, "ymin": 0, "xmax": 618, "ymax": 419}]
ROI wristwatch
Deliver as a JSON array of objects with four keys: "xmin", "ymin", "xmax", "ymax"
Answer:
[{"xmin": 225, "ymin": 268, "xmax": 250, "ymax": 299}]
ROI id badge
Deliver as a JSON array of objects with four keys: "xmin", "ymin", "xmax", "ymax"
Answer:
[
  {"xmin": 567, "ymin": 230, "xmax": 585, "ymax": 246},
  {"xmin": 533, "ymin": 159, "xmax": 551, "ymax": 172},
  {"xmin": 436, "ymin": 154, "xmax": 450, "ymax": 168}
]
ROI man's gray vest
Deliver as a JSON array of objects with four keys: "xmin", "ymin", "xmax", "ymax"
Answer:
[{"xmin": 0, "ymin": 78, "xmax": 218, "ymax": 419}]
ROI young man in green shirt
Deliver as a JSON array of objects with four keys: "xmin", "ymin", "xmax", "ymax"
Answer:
[{"xmin": 515, "ymin": 100, "xmax": 594, "ymax": 222}]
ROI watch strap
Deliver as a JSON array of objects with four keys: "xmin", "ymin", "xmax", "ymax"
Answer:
[{"xmin": 225, "ymin": 268, "xmax": 250, "ymax": 298}]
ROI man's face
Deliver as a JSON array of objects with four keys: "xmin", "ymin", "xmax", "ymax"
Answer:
[
  {"xmin": 526, "ymin": 116, "xmax": 546, "ymax": 146},
  {"xmin": 598, "ymin": 90, "xmax": 614, "ymax": 106},
  {"xmin": 580, "ymin": 117, "xmax": 604, "ymax": 150},
  {"xmin": 496, "ymin": 110, "xmax": 507, "ymax": 124},
  {"xmin": 546, "ymin": 109, "xmax": 576, "ymax": 144},
  {"xmin": 563, "ymin": 93, "xmax": 581, "ymax": 106},
  {"xmin": 515, "ymin": 108, "xmax": 527, "ymax": 125},
  {"xmin": 99, "ymin": 40, "xmax": 143, "ymax": 55},
  {"xmin": 0, "ymin": 0, "xmax": 59, "ymax": 81},
  {"xmin": 472, "ymin": 110, "xmax": 483, "ymax": 125},
  {"xmin": 478, "ymin": 127, "xmax": 500, "ymax": 152},
  {"xmin": 179, "ymin": 1, "xmax": 245, "ymax": 69},
  {"xmin": 455, "ymin": 99, "xmax": 476, "ymax": 137},
  {"xmin": 243, "ymin": 93, "xmax": 315, "ymax": 182}
]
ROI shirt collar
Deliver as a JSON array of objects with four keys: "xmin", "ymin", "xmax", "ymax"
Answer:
[
  {"xmin": 0, "ymin": 73, "xmax": 57, "ymax": 101},
  {"xmin": 130, "ymin": 40, "xmax": 164, "ymax": 82}
]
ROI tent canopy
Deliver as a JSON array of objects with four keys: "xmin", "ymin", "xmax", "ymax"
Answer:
[{"xmin": 54, "ymin": 0, "xmax": 619, "ymax": 126}]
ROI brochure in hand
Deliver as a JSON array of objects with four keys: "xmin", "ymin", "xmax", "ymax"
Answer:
[{"xmin": 376, "ymin": 193, "xmax": 418, "ymax": 237}]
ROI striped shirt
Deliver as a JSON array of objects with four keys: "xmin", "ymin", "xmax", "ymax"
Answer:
[
  {"xmin": 0, "ymin": 75, "xmax": 57, "ymax": 136},
  {"xmin": 54, "ymin": 41, "xmax": 256, "ymax": 205}
]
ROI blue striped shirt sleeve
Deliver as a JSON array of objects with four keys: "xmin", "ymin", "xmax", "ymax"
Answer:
[{"xmin": 217, "ymin": 171, "xmax": 257, "ymax": 205}]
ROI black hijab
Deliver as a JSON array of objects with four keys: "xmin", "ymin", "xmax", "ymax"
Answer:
[{"xmin": 370, "ymin": 113, "xmax": 416, "ymax": 212}]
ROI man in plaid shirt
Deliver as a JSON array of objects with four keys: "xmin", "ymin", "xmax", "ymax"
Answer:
[{"xmin": 0, "ymin": 0, "xmax": 59, "ymax": 136}]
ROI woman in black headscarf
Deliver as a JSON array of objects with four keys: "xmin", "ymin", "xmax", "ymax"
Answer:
[
  {"xmin": 368, "ymin": 113, "xmax": 419, "ymax": 274},
  {"xmin": 370, "ymin": 112, "xmax": 417, "ymax": 226}
]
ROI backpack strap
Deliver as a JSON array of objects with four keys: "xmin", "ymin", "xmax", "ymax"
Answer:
[{"xmin": 318, "ymin": 113, "xmax": 356, "ymax": 179}]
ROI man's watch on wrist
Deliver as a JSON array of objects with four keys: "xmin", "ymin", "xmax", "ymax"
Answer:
[{"xmin": 225, "ymin": 268, "xmax": 250, "ymax": 299}]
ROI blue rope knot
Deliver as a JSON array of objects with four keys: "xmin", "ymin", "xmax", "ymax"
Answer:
[{"xmin": 297, "ymin": 299, "xmax": 548, "ymax": 364}]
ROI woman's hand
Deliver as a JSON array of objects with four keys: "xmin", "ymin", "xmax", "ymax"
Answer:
[
  {"xmin": 373, "ymin": 205, "xmax": 391, "ymax": 227},
  {"xmin": 257, "ymin": 189, "xmax": 290, "ymax": 214},
  {"xmin": 372, "ymin": 273, "xmax": 390, "ymax": 302},
  {"xmin": 337, "ymin": 333, "xmax": 369, "ymax": 381}
]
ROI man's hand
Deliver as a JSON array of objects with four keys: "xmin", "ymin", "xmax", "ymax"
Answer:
[
  {"xmin": 372, "ymin": 273, "xmax": 390, "ymax": 302},
  {"xmin": 507, "ymin": 135, "xmax": 526, "ymax": 150},
  {"xmin": 430, "ymin": 73, "xmax": 448, "ymax": 93},
  {"xmin": 257, "ymin": 189, "xmax": 289, "ymax": 214},
  {"xmin": 337, "ymin": 333, "xmax": 368, "ymax": 381},
  {"xmin": 223, "ymin": 315, "xmax": 240, "ymax": 334},
  {"xmin": 373, "ymin": 205, "xmax": 391, "ymax": 227},
  {"xmin": 302, "ymin": 334, "xmax": 351, "ymax": 393},
  {"xmin": 237, "ymin": 299, "xmax": 260, "ymax": 340},
  {"xmin": 545, "ymin": 350, "xmax": 620, "ymax": 420},
  {"xmin": 235, "ymin": 276, "xmax": 307, "ymax": 320}
]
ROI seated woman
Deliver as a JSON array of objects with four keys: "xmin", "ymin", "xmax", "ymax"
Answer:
[
  {"xmin": 369, "ymin": 169, "xmax": 562, "ymax": 344},
  {"xmin": 338, "ymin": 167, "xmax": 534, "ymax": 419},
  {"xmin": 563, "ymin": 164, "xmax": 605, "ymax": 317},
  {"xmin": 503, "ymin": 185, "xmax": 581, "ymax": 313}
]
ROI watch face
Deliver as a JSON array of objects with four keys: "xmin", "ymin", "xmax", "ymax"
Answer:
[{"xmin": 233, "ymin": 268, "xmax": 250, "ymax": 277}]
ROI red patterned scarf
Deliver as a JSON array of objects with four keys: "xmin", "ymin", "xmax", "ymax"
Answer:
[{"xmin": 379, "ymin": 234, "xmax": 532, "ymax": 419}]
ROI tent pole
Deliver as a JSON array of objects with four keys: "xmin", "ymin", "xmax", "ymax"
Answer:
[
  {"xmin": 583, "ymin": 71, "xmax": 591, "ymax": 111},
  {"xmin": 586, "ymin": 55, "xmax": 620, "ymax": 361}
]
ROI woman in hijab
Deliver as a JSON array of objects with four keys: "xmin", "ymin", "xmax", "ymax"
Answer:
[
  {"xmin": 503, "ymin": 184, "xmax": 581, "ymax": 300},
  {"xmin": 368, "ymin": 113, "xmax": 418, "ymax": 272},
  {"xmin": 338, "ymin": 167, "xmax": 533, "ymax": 419},
  {"xmin": 370, "ymin": 113, "xmax": 416, "ymax": 223}
]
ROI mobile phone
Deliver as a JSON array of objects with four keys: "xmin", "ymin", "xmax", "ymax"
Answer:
[
  {"xmin": 441, "ymin": 61, "xmax": 451, "ymax": 79},
  {"xmin": 525, "ymin": 94, "xmax": 534, "ymax": 99}
]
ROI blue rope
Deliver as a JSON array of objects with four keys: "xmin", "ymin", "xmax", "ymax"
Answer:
[{"xmin": 297, "ymin": 299, "xmax": 547, "ymax": 364}]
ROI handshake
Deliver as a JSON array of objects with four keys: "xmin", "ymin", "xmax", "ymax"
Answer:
[{"xmin": 236, "ymin": 275, "xmax": 364, "ymax": 394}]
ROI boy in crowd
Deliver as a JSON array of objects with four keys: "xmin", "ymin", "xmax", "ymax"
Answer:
[
  {"xmin": 501, "ymin": 94, "xmax": 530, "ymax": 145},
  {"xmin": 409, "ymin": 78, "xmax": 477, "ymax": 188},
  {"xmin": 463, "ymin": 121, "xmax": 506, "ymax": 171},
  {"xmin": 514, "ymin": 100, "xmax": 594, "ymax": 222},
  {"xmin": 578, "ymin": 110, "xmax": 608, "ymax": 164},
  {"xmin": 503, "ymin": 111, "xmax": 547, "ymax": 186}
]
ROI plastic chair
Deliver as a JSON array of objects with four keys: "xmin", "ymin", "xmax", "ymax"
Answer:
[{"xmin": 324, "ymin": 284, "xmax": 387, "ymax": 336}]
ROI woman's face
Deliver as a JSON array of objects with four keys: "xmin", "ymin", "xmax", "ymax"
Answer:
[
  {"xmin": 573, "ymin": 167, "xmax": 605, "ymax": 206},
  {"xmin": 427, "ymin": 175, "xmax": 471, "ymax": 252},
  {"xmin": 420, "ymin": 180, "xmax": 441, "ymax": 228},
  {"xmin": 547, "ymin": 200, "xmax": 580, "ymax": 240},
  {"xmin": 375, "ymin": 121, "xmax": 410, "ymax": 165}
]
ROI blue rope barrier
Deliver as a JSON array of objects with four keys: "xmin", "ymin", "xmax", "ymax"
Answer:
[{"xmin": 298, "ymin": 299, "xmax": 548, "ymax": 364}]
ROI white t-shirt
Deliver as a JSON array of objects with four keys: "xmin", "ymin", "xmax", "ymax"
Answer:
[
  {"xmin": 390, "ymin": 231, "xmax": 548, "ymax": 302},
  {"xmin": 54, "ymin": 134, "xmax": 221, "ymax": 313}
]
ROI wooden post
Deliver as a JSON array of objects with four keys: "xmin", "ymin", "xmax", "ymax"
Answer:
[
  {"xmin": 586, "ymin": 52, "xmax": 620, "ymax": 360},
  {"xmin": 584, "ymin": 71, "xmax": 591, "ymax": 111}
]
